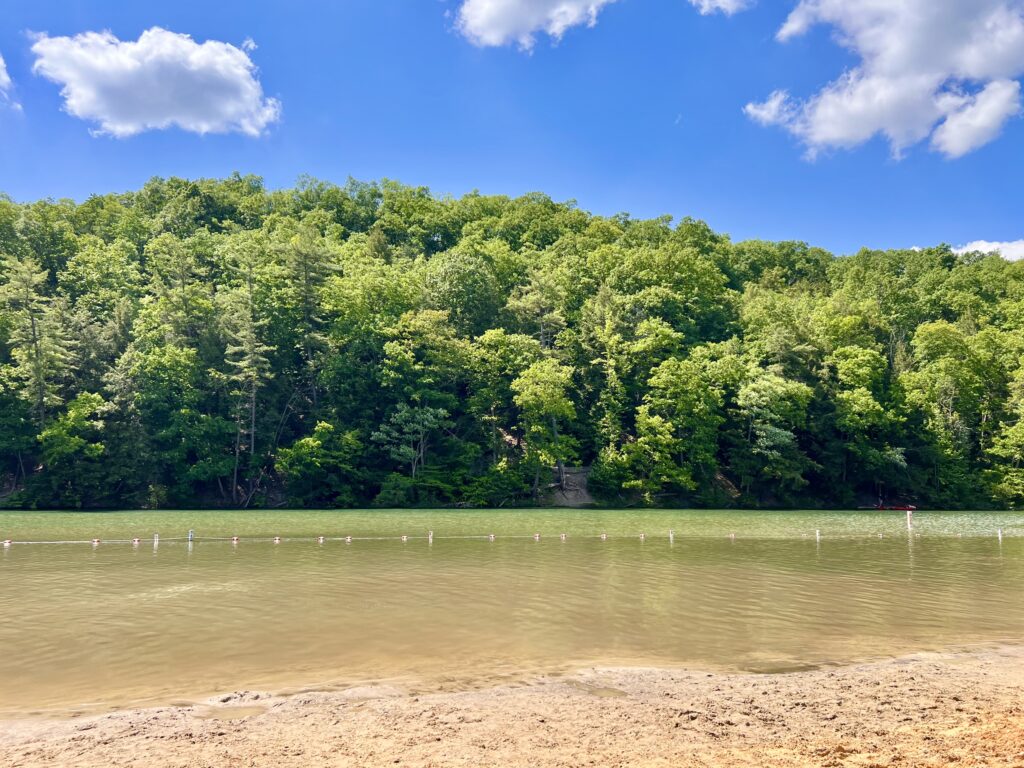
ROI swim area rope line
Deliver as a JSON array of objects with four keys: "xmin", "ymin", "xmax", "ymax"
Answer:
[{"xmin": 1, "ymin": 527, "xmax": 1019, "ymax": 548}]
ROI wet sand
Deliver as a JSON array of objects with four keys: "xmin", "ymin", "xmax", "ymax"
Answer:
[{"xmin": 3, "ymin": 648, "xmax": 1024, "ymax": 768}]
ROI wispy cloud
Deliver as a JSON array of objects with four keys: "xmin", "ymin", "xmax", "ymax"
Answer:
[{"xmin": 0, "ymin": 51, "xmax": 21, "ymax": 110}]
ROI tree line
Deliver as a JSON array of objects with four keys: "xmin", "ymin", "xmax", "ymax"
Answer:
[{"xmin": 2, "ymin": 174, "xmax": 1024, "ymax": 509}]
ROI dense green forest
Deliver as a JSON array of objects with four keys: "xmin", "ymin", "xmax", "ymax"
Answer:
[{"xmin": 2, "ymin": 174, "xmax": 1024, "ymax": 509}]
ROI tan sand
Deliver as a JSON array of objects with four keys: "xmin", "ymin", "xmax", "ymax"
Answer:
[{"xmin": 3, "ymin": 648, "xmax": 1024, "ymax": 768}]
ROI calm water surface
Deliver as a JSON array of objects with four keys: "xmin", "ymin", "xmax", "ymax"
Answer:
[{"xmin": 0, "ymin": 509, "xmax": 1022, "ymax": 717}]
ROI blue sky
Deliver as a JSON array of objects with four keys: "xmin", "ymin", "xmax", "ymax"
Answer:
[{"xmin": 1, "ymin": 0, "xmax": 1023, "ymax": 256}]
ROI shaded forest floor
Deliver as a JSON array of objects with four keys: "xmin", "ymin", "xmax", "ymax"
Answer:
[{"xmin": 3, "ymin": 648, "xmax": 1024, "ymax": 767}]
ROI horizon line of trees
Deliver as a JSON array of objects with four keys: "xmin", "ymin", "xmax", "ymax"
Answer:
[{"xmin": 3, "ymin": 173, "xmax": 1024, "ymax": 510}]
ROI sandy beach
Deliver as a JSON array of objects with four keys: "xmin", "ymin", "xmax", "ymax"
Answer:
[{"xmin": 3, "ymin": 648, "xmax": 1023, "ymax": 768}]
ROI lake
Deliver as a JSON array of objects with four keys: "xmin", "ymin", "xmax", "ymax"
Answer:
[{"xmin": 1, "ymin": 509, "xmax": 1022, "ymax": 717}]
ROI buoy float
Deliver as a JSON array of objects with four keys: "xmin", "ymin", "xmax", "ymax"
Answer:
[
  {"xmin": 401, "ymin": 535, "xmax": 408, "ymax": 543},
  {"xmin": 2, "ymin": 540, "xmax": 11, "ymax": 548},
  {"xmin": 273, "ymin": 536, "xmax": 281, "ymax": 544},
  {"xmin": 560, "ymin": 533, "xmax": 567, "ymax": 542},
  {"xmin": 488, "ymin": 534, "xmax": 495, "ymax": 542},
  {"xmin": 669, "ymin": 529, "xmax": 675, "ymax": 544},
  {"xmin": 231, "ymin": 536, "xmax": 239, "ymax": 543},
  {"xmin": 345, "ymin": 536, "xmax": 352, "ymax": 544},
  {"xmin": 318, "ymin": 536, "xmax": 325, "ymax": 544},
  {"xmin": 132, "ymin": 538, "xmax": 140, "ymax": 546},
  {"xmin": 92, "ymin": 539, "xmax": 100, "ymax": 546},
  {"xmin": 533, "ymin": 533, "xmax": 541, "ymax": 541},
  {"xmin": 639, "ymin": 533, "xmax": 646, "ymax": 541},
  {"xmin": 600, "ymin": 533, "xmax": 607, "ymax": 541}
]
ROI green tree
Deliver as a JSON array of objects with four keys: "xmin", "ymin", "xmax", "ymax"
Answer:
[
  {"xmin": 2, "ymin": 253, "xmax": 72, "ymax": 428},
  {"xmin": 512, "ymin": 358, "xmax": 578, "ymax": 495}
]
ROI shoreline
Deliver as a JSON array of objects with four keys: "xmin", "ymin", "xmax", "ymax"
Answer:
[{"xmin": 4, "ymin": 648, "xmax": 1024, "ymax": 767}]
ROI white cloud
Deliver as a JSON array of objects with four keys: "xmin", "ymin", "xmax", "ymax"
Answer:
[
  {"xmin": 747, "ymin": 1, "xmax": 1024, "ymax": 159},
  {"xmin": 455, "ymin": 0, "xmax": 752, "ymax": 49},
  {"xmin": 743, "ymin": 89, "xmax": 794, "ymax": 126},
  {"xmin": 30, "ymin": 27, "xmax": 280, "ymax": 137},
  {"xmin": 0, "ymin": 51, "xmax": 19, "ymax": 110},
  {"xmin": 0, "ymin": 53, "xmax": 11, "ymax": 94},
  {"xmin": 688, "ymin": 0, "xmax": 752, "ymax": 16},
  {"xmin": 955, "ymin": 240, "xmax": 1024, "ymax": 261},
  {"xmin": 931, "ymin": 79, "xmax": 1022, "ymax": 158},
  {"xmin": 456, "ymin": 0, "xmax": 618, "ymax": 49}
]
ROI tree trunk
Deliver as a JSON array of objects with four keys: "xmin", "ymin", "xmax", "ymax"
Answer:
[
  {"xmin": 232, "ymin": 423, "xmax": 242, "ymax": 506},
  {"xmin": 550, "ymin": 415, "xmax": 566, "ymax": 489},
  {"xmin": 249, "ymin": 384, "xmax": 258, "ymax": 497}
]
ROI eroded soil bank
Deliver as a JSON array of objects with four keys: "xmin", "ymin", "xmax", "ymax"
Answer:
[{"xmin": 3, "ymin": 648, "xmax": 1024, "ymax": 768}]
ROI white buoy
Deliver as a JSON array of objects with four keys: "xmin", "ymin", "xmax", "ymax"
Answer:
[
  {"xmin": 998, "ymin": 528, "xmax": 1003, "ymax": 543},
  {"xmin": 639, "ymin": 533, "xmax": 646, "ymax": 542},
  {"xmin": 815, "ymin": 530, "xmax": 821, "ymax": 543},
  {"xmin": 153, "ymin": 533, "xmax": 159, "ymax": 549},
  {"xmin": 906, "ymin": 510, "xmax": 913, "ymax": 530},
  {"xmin": 232, "ymin": 536, "xmax": 239, "ymax": 544},
  {"xmin": 428, "ymin": 530, "xmax": 433, "ymax": 544},
  {"xmin": 92, "ymin": 539, "xmax": 100, "ymax": 547},
  {"xmin": 669, "ymin": 529, "xmax": 675, "ymax": 544},
  {"xmin": 401, "ymin": 535, "xmax": 408, "ymax": 543},
  {"xmin": 533, "ymin": 533, "xmax": 541, "ymax": 541},
  {"xmin": 318, "ymin": 536, "xmax": 325, "ymax": 544},
  {"xmin": 345, "ymin": 536, "xmax": 352, "ymax": 544},
  {"xmin": 187, "ymin": 529, "xmax": 195, "ymax": 542},
  {"xmin": 132, "ymin": 538, "xmax": 140, "ymax": 546},
  {"xmin": 488, "ymin": 534, "xmax": 495, "ymax": 542},
  {"xmin": 273, "ymin": 536, "xmax": 281, "ymax": 544},
  {"xmin": 2, "ymin": 540, "xmax": 11, "ymax": 548},
  {"xmin": 729, "ymin": 533, "xmax": 736, "ymax": 541},
  {"xmin": 600, "ymin": 533, "xmax": 607, "ymax": 541},
  {"xmin": 560, "ymin": 533, "xmax": 567, "ymax": 542}
]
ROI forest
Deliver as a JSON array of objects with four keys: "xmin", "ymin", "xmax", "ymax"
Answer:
[{"xmin": 2, "ymin": 174, "xmax": 1024, "ymax": 510}]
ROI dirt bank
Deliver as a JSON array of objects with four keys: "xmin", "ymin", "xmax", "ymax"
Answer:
[{"xmin": 3, "ymin": 648, "xmax": 1024, "ymax": 767}]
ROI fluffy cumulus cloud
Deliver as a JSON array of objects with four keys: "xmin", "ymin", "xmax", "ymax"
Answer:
[
  {"xmin": 745, "ymin": 1, "xmax": 1024, "ymax": 159},
  {"xmin": 955, "ymin": 240, "xmax": 1024, "ymax": 261},
  {"xmin": 30, "ymin": 27, "xmax": 280, "ymax": 137},
  {"xmin": 456, "ymin": 0, "xmax": 617, "ymax": 49}
]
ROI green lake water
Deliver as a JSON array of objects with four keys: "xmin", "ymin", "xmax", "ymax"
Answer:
[{"xmin": 1, "ymin": 509, "xmax": 1022, "ymax": 717}]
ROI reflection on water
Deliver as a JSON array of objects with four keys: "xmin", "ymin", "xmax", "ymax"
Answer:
[{"xmin": 0, "ymin": 509, "xmax": 1022, "ymax": 716}]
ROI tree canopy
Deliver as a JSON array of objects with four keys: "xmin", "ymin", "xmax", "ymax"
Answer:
[{"xmin": 2, "ymin": 175, "xmax": 1023, "ymax": 509}]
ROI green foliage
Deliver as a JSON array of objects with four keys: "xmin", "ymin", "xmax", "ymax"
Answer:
[
  {"xmin": 277, "ymin": 421, "xmax": 363, "ymax": 507},
  {"xmin": 34, "ymin": 392, "xmax": 108, "ymax": 508},
  {"xmin": 3, "ymin": 174, "xmax": 1024, "ymax": 508}
]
